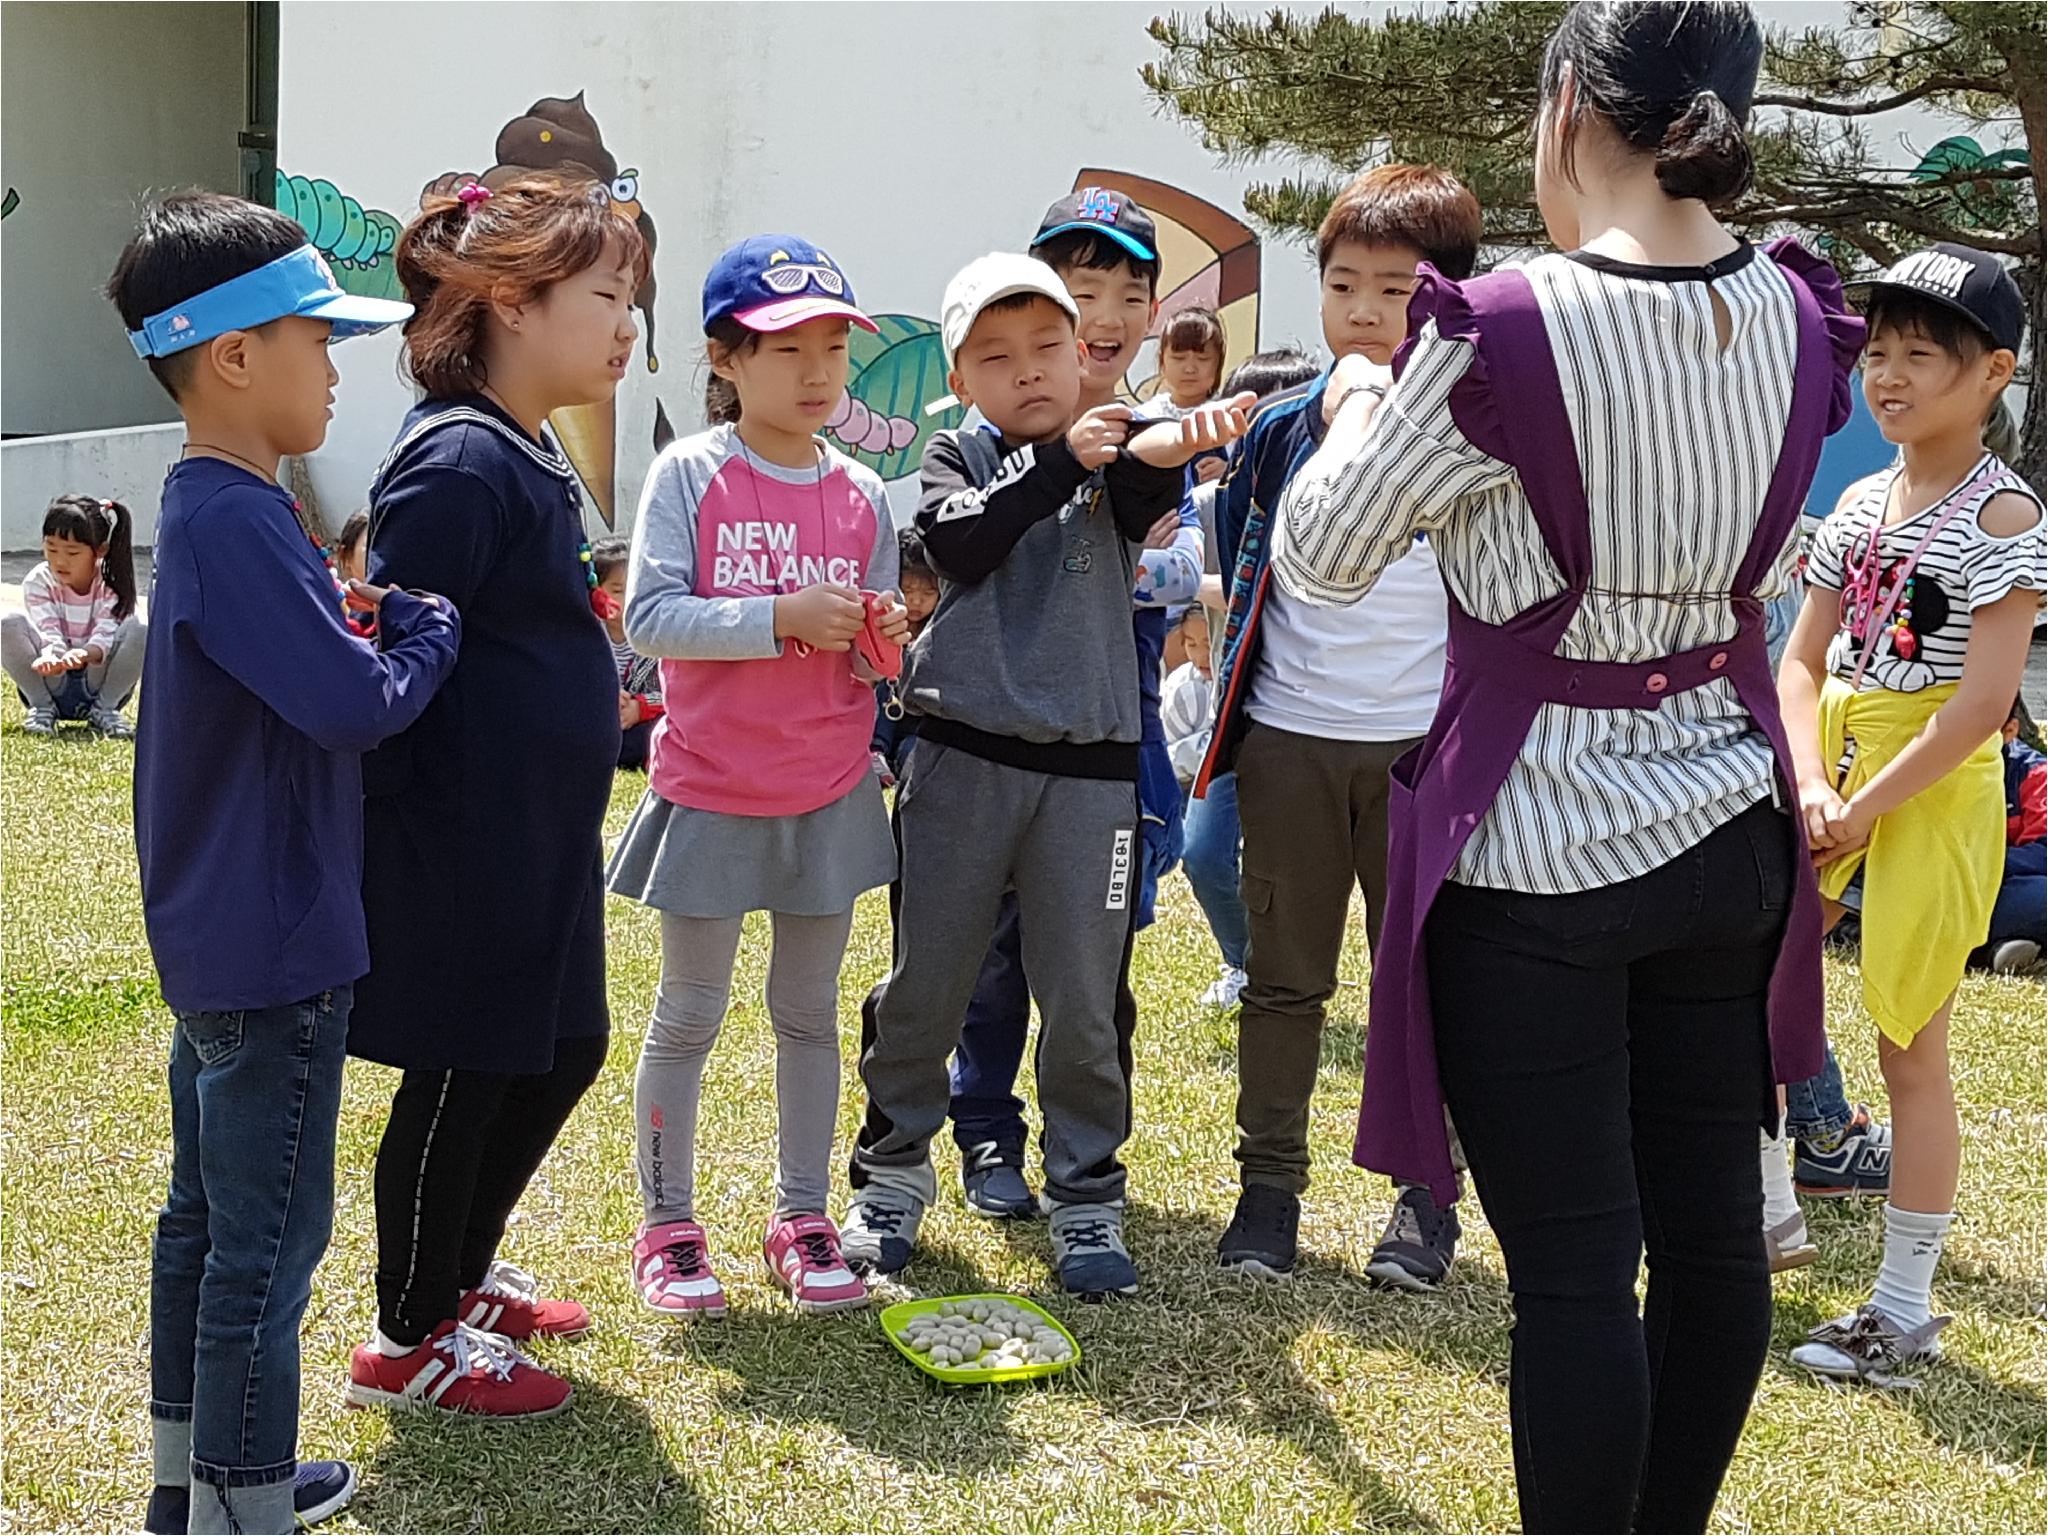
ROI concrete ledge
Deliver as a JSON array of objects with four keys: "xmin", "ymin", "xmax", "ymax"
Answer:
[{"xmin": 3, "ymin": 422, "xmax": 185, "ymax": 550}]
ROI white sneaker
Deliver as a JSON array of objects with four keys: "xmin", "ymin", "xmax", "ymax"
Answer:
[
  {"xmin": 1991, "ymin": 939, "xmax": 2043, "ymax": 974},
  {"xmin": 1765, "ymin": 1211, "xmax": 1819, "ymax": 1273},
  {"xmin": 1200, "ymin": 966, "xmax": 1248, "ymax": 1010},
  {"xmin": 1791, "ymin": 1303, "xmax": 1948, "ymax": 1387},
  {"xmin": 21, "ymin": 705, "xmax": 56, "ymax": 736}
]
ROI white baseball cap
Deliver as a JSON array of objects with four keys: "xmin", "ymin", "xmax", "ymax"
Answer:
[{"xmin": 941, "ymin": 252, "xmax": 1079, "ymax": 370}]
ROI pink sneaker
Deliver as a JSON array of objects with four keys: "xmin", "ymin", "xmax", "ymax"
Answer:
[
  {"xmin": 763, "ymin": 1213, "xmax": 869, "ymax": 1314},
  {"xmin": 633, "ymin": 1220, "xmax": 726, "ymax": 1318}
]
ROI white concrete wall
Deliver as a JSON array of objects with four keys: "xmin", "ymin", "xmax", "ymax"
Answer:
[
  {"xmin": 1, "ymin": 0, "xmax": 246, "ymax": 436},
  {"xmin": 275, "ymin": 0, "xmax": 1337, "ymax": 531},
  {"xmin": 1, "ymin": 422, "xmax": 184, "ymax": 549}
]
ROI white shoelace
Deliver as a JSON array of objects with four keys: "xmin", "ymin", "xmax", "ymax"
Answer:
[
  {"xmin": 437, "ymin": 1321, "xmax": 529, "ymax": 1382},
  {"xmin": 477, "ymin": 1259, "xmax": 540, "ymax": 1301}
]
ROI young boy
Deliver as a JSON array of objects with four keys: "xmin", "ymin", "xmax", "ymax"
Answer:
[
  {"xmin": 843, "ymin": 252, "xmax": 1244, "ymax": 1295},
  {"xmin": 109, "ymin": 191, "xmax": 460, "ymax": 1534},
  {"xmin": 591, "ymin": 534, "xmax": 663, "ymax": 770},
  {"xmin": 942, "ymin": 190, "xmax": 1226, "ymax": 1218},
  {"xmin": 1192, "ymin": 164, "xmax": 1481, "ymax": 1287}
]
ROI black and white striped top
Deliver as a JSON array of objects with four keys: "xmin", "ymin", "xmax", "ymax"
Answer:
[
  {"xmin": 1271, "ymin": 244, "xmax": 1808, "ymax": 894},
  {"xmin": 1807, "ymin": 452, "xmax": 2044, "ymax": 695}
]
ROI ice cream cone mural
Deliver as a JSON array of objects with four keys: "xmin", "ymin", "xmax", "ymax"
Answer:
[
  {"xmin": 423, "ymin": 92, "xmax": 666, "ymax": 527},
  {"xmin": 1068, "ymin": 169, "xmax": 1261, "ymax": 405}
]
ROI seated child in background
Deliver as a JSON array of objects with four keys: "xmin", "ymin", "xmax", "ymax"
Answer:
[
  {"xmin": 333, "ymin": 508, "xmax": 370, "ymax": 585},
  {"xmin": 3, "ymin": 493, "xmax": 147, "ymax": 739},
  {"xmin": 592, "ymin": 535, "xmax": 663, "ymax": 771},
  {"xmin": 872, "ymin": 528, "xmax": 938, "ymax": 786},
  {"xmin": 1978, "ymin": 695, "xmax": 2046, "ymax": 972},
  {"xmin": 1156, "ymin": 305, "xmax": 1229, "ymax": 485},
  {"xmin": 1161, "ymin": 604, "xmax": 1215, "ymax": 787}
]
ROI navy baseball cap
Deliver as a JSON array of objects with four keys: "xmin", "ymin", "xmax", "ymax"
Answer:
[
  {"xmin": 702, "ymin": 234, "xmax": 878, "ymax": 334},
  {"xmin": 1031, "ymin": 188, "xmax": 1157, "ymax": 264},
  {"xmin": 1847, "ymin": 242, "xmax": 2026, "ymax": 354},
  {"xmin": 126, "ymin": 244, "xmax": 411, "ymax": 359}
]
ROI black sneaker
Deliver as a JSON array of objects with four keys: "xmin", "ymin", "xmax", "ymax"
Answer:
[
  {"xmin": 1365, "ymin": 1184, "xmax": 1460, "ymax": 1292},
  {"xmin": 143, "ymin": 1460, "xmax": 357, "ymax": 1533},
  {"xmin": 1217, "ymin": 1184, "xmax": 1300, "ymax": 1279},
  {"xmin": 960, "ymin": 1139, "xmax": 1039, "ymax": 1219}
]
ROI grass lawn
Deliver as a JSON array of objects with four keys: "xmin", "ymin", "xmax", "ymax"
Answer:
[{"xmin": 2, "ymin": 717, "xmax": 2042, "ymax": 1534}]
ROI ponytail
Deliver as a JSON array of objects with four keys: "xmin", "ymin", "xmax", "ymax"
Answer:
[
  {"xmin": 1655, "ymin": 90, "xmax": 1754, "ymax": 206},
  {"xmin": 41, "ymin": 494, "xmax": 137, "ymax": 619},
  {"xmin": 702, "ymin": 316, "xmax": 753, "ymax": 427}
]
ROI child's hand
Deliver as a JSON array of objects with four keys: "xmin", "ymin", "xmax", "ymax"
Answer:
[
  {"xmin": 31, "ymin": 648, "xmax": 68, "ymax": 677},
  {"xmin": 871, "ymin": 750, "xmax": 897, "ymax": 790},
  {"xmin": 1194, "ymin": 455, "xmax": 1228, "ymax": 484},
  {"xmin": 344, "ymin": 579, "xmax": 391, "ymax": 612},
  {"xmin": 1798, "ymin": 779, "xmax": 1848, "ymax": 850},
  {"xmin": 1142, "ymin": 512, "xmax": 1181, "ymax": 550},
  {"xmin": 618, "ymin": 690, "xmax": 640, "ymax": 730},
  {"xmin": 60, "ymin": 647, "xmax": 92, "ymax": 671},
  {"xmin": 871, "ymin": 591, "xmax": 913, "ymax": 647},
  {"xmin": 775, "ymin": 583, "xmax": 865, "ymax": 652},
  {"xmin": 1322, "ymin": 353, "xmax": 1387, "ymax": 428},
  {"xmin": 1068, "ymin": 404, "xmax": 1133, "ymax": 469},
  {"xmin": 1821, "ymin": 795, "xmax": 1875, "ymax": 852},
  {"xmin": 1128, "ymin": 393, "xmax": 1256, "ymax": 468}
]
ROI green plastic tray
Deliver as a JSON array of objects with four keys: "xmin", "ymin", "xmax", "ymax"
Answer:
[{"xmin": 878, "ymin": 1293, "xmax": 1081, "ymax": 1386}]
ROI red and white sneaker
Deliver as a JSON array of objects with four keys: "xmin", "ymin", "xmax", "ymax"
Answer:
[
  {"xmin": 763, "ymin": 1213, "xmax": 869, "ymax": 1314},
  {"xmin": 345, "ymin": 1319, "xmax": 573, "ymax": 1419},
  {"xmin": 633, "ymin": 1219, "xmax": 727, "ymax": 1318},
  {"xmin": 457, "ymin": 1259, "xmax": 593, "ymax": 1341}
]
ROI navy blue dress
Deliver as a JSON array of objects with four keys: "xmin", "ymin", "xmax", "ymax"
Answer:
[{"xmin": 352, "ymin": 396, "xmax": 621, "ymax": 1075}]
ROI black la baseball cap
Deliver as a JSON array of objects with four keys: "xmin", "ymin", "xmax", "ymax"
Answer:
[
  {"xmin": 1848, "ymin": 242, "xmax": 2025, "ymax": 354},
  {"xmin": 1031, "ymin": 187, "xmax": 1158, "ymax": 264}
]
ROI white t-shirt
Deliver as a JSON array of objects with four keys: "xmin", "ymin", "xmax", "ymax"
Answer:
[{"xmin": 1247, "ymin": 535, "xmax": 1447, "ymax": 741}]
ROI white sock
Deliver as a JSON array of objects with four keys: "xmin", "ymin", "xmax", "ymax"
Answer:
[
  {"xmin": 374, "ymin": 1326, "xmax": 423, "ymax": 1358},
  {"xmin": 1870, "ymin": 1204, "xmax": 1953, "ymax": 1329},
  {"xmin": 1760, "ymin": 1125, "xmax": 1800, "ymax": 1230}
]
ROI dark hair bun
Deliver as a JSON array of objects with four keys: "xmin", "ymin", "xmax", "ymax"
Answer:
[{"xmin": 1655, "ymin": 90, "xmax": 1753, "ymax": 205}]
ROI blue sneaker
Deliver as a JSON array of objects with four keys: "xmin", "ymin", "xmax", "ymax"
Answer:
[
  {"xmin": 1794, "ymin": 1106, "xmax": 1892, "ymax": 1198},
  {"xmin": 142, "ymin": 1460, "xmax": 357, "ymax": 1532},
  {"xmin": 840, "ymin": 1185, "xmax": 925, "ymax": 1276},
  {"xmin": 961, "ymin": 1140, "xmax": 1039, "ymax": 1219},
  {"xmin": 1050, "ymin": 1201, "xmax": 1138, "ymax": 1298}
]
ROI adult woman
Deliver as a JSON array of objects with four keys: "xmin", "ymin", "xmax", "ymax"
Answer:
[{"xmin": 1270, "ymin": 4, "xmax": 1860, "ymax": 1529}]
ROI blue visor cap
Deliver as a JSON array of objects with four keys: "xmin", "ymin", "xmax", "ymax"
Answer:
[{"xmin": 127, "ymin": 245, "xmax": 414, "ymax": 359}]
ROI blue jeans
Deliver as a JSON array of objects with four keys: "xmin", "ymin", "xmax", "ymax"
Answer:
[
  {"xmin": 1783, "ymin": 1039, "xmax": 1854, "ymax": 1146},
  {"xmin": 150, "ymin": 986, "xmax": 350, "ymax": 1533},
  {"xmin": 1181, "ymin": 770, "xmax": 1247, "ymax": 971},
  {"xmin": 949, "ymin": 893, "xmax": 1030, "ymax": 1152},
  {"xmin": 1989, "ymin": 842, "xmax": 2046, "ymax": 947}
]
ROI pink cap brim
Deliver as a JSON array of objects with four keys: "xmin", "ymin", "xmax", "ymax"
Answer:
[{"xmin": 733, "ymin": 297, "xmax": 879, "ymax": 333}]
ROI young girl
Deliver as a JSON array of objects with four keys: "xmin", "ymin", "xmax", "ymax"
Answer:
[
  {"xmin": 606, "ymin": 233, "xmax": 908, "ymax": 1317},
  {"xmin": 1782, "ymin": 243, "xmax": 2042, "ymax": 1385},
  {"xmin": 1156, "ymin": 306, "xmax": 1229, "ymax": 486},
  {"xmin": 3, "ymin": 495, "xmax": 145, "ymax": 737},
  {"xmin": 343, "ymin": 176, "xmax": 647, "ymax": 1420}
]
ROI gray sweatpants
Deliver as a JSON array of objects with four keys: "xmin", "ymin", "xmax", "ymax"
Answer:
[
  {"xmin": 2, "ymin": 610, "xmax": 146, "ymax": 713},
  {"xmin": 635, "ymin": 907, "xmax": 854, "ymax": 1225},
  {"xmin": 854, "ymin": 739, "xmax": 1139, "ymax": 1207}
]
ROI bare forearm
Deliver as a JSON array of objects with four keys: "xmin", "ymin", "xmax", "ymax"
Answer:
[{"xmin": 1851, "ymin": 697, "xmax": 2006, "ymax": 819}]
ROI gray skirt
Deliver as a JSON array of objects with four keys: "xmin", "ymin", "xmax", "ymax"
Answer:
[{"xmin": 605, "ymin": 774, "xmax": 896, "ymax": 918}]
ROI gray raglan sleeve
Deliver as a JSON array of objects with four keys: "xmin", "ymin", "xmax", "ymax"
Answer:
[{"xmin": 622, "ymin": 442, "xmax": 784, "ymax": 661}]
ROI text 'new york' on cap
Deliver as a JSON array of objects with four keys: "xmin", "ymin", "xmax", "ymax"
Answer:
[{"xmin": 1847, "ymin": 242, "xmax": 2026, "ymax": 354}]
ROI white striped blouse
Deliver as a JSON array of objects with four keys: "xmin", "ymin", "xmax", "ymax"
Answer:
[{"xmin": 1271, "ymin": 244, "xmax": 1806, "ymax": 895}]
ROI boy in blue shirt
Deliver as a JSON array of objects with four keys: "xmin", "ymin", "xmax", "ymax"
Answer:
[{"xmin": 109, "ymin": 191, "xmax": 459, "ymax": 1535}]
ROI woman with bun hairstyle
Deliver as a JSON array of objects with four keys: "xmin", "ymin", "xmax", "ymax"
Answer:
[
  {"xmin": 1267, "ymin": 4, "xmax": 1862, "ymax": 1528},
  {"xmin": 343, "ymin": 176, "xmax": 646, "ymax": 1420}
]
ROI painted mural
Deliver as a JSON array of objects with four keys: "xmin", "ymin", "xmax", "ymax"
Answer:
[
  {"xmin": 275, "ymin": 172, "xmax": 403, "ymax": 299},
  {"xmin": 425, "ymin": 92, "xmax": 669, "ymax": 528}
]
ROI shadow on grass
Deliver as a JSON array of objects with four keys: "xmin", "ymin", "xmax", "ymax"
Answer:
[
  {"xmin": 1771, "ymin": 1293, "xmax": 2047, "ymax": 1467},
  {"xmin": 354, "ymin": 1371, "xmax": 704, "ymax": 1533}
]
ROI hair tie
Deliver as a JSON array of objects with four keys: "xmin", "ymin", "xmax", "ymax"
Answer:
[
  {"xmin": 456, "ymin": 182, "xmax": 493, "ymax": 210},
  {"xmin": 99, "ymin": 499, "xmax": 119, "ymax": 529}
]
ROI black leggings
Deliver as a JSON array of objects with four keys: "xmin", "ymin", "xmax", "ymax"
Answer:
[
  {"xmin": 372, "ymin": 1035, "xmax": 608, "ymax": 1345},
  {"xmin": 1428, "ymin": 799, "xmax": 1791, "ymax": 1535}
]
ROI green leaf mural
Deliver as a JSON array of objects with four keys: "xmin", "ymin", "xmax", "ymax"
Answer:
[
  {"xmin": 1909, "ymin": 136, "xmax": 2032, "ymax": 232},
  {"xmin": 826, "ymin": 315, "xmax": 962, "ymax": 482},
  {"xmin": 274, "ymin": 171, "xmax": 403, "ymax": 300}
]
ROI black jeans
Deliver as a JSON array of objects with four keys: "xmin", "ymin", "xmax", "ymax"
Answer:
[
  {"xmin": 372, "ymin": 1034, "xmax": 608, "ymax": 1344},
  {"xmin": 1429, "ymin": 798, "xmax": 1791, "ymax": 1535}
]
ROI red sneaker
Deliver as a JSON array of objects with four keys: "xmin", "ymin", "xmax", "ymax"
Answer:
[
  {"xmin": 346, "ymin": 1320, "xmax": 573, "ymax": 1419},
  {"xmin": 763, "ymin": 1213, "xmax": 869, "ymax": 1314},
  {"xmin": 457, "ymin": 1259, "xmax": 592, "ymax": 1340}
]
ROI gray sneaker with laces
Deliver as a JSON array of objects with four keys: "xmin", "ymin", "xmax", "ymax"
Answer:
[
  {"xmin": 1791, "ymin": 1303, "xmax": 1949, "ymax": 1387},
  {"xmin": 21, "ymin": 705, "xmax": 57, "ymax": 736},
  {"xmin": 1049, "ymin": 1201, "xmax": 1138, "ymax": 1298},
  {"xmin": 88, "ymin": 703, "xmax": 135, "ymax": 739},
  {"xmin": 840, "ymin": 1185, "xmax": 925, "ymax": 1277},
  {"xmin": 1365, "ymin": 1183, "xmax": 1461, "ymax": 1292}
]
